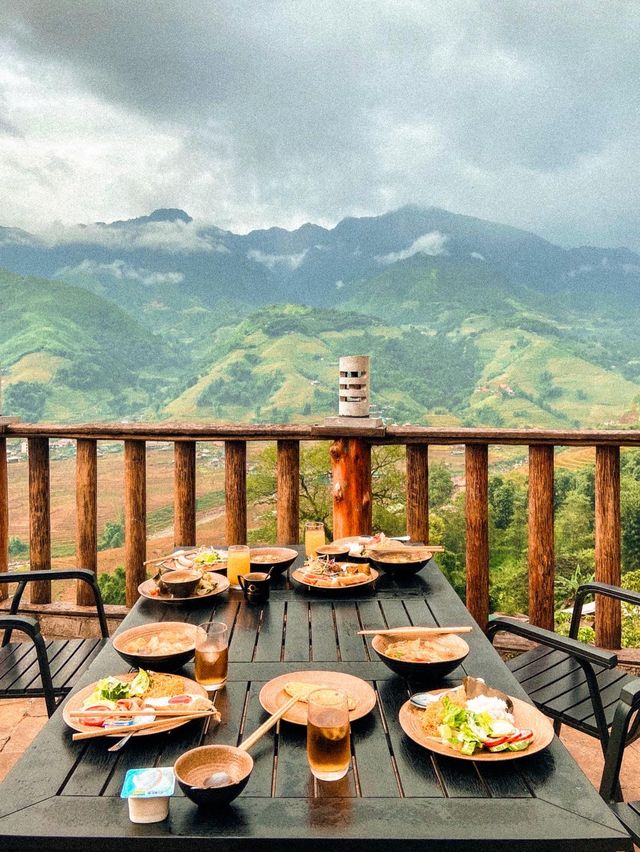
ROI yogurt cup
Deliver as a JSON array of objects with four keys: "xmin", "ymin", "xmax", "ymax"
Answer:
[{"xmin": 121, "ymin": 766, "xmax": 175, "ymax": 823}]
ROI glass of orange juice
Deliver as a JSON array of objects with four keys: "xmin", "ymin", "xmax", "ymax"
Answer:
[
  {"xmin": 227, "ymin": 544, "xmax": 250, "ymax": 589},
  {"xmin": 304, "ymin": 521, "xmax": 326, "ymax": 557}
]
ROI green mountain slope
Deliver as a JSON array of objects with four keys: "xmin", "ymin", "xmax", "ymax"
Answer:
[
  {"xmin": 166, "ymin": 304, "xmax": 481, "ymax": 424},
  {"xmin": 0, "ymin": 269, "xmax": 187, "ymax": 421}
]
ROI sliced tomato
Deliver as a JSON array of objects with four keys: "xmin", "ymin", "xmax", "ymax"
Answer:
[
  {"xmin": 482, "ymin": 736, "xmax": 509, "ymax": 748},
  {"xmin": 168, "ymin": 694, "xmax": 193, "ymax": 705},
  {"xmin": 81, "ymin": 706, "xmax": 108, "ymax": 727},
  {"xmin": 508, "ymin": 729, "xmax": 533, "ymax": 744}
]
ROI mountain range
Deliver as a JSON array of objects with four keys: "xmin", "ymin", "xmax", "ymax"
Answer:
[{"xmin": 2, "ymin": 205, "xmax": 640, "ymax": 427}]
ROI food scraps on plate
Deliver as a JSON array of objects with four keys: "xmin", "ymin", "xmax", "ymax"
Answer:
[
  {"xmin": 419, "ymin": 677, "xmax": 532, "ymax": 755},
  {"xmin": 298, "ymin": 556, "xmax": 372, "ymax": 588},
  {"xmin": 78, "ymin": 670, "xmax": 213, "ymax": 730}
]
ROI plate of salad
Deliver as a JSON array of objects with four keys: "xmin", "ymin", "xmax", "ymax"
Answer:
[
  {"xmin": 62, "ymin": 670, "xmax": 209, "ymax": 738},
  {"xmin": 398, "ymin": 682, "xmax": 554, "ymax": 761}
]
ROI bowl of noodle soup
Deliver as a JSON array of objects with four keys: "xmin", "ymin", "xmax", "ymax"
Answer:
[
  {"xmin": 113, "ymin": 622, "xmax": 198, "ymax": 672},
  {"xmin": 371, "ymin": 632, "xmax": 469, "ymax": 680}
]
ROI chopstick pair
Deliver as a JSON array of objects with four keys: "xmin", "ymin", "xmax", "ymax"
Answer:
[
  {"xmin": 142, "ymin": 548, "xmax": 199, "ymax": 566},
  {"xmin": 357, "ymin": 626, "xmax": 472, "ymax": 637},
  {"xmin": 71, "ymin": 710, "xmax": 217, "ymax": 741},
  {"xmin": 69, "ymin": 707, "xmax": 216, "ymax": 719}
]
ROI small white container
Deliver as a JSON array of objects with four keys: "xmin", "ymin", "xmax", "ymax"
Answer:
[{"xmin": 121, "ymin": 766, "xmax": 175, "ymax": 824}]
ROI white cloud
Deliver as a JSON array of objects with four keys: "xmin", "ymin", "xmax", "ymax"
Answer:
[
  {"xmin": 470, "ymin": 251, "xmax": 486, "ymax": 261},
  {"xmin": 247, "ymin": 249, "xmax": 308, "ymax": 270},
  {"xmin": 55, "ymin": 259, "xmax": 184, "ymax": 286},
  {"xmin": 376, "ymin": 231, "xmax": 448, "ymax": 265},
  {"xmin": 39, "ymin": 219, "xmax": 224, "ymax": 254}
]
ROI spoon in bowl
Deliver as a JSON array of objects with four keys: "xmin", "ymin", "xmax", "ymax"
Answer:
[{"xmin": 197, "ymin": 694, "xmax": 299, "ymax": 789}]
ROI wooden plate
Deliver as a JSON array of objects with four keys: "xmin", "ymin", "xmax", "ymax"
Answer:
[
  {"xmin": 291, "ymin": 566, "xmax": 378, "ymax": 594},
  {"xmin": 63, "ymin": 672, "xmax": 209, "ymax": 738},
  {"xmin": 399, "ymin": 691, "xmax": 554, "ymax": 761},
  {"xmin": 138, "ymin": 573, "xmax": 230, "ymax": 603},
  {"xmin": 259, "ymin": 670, "xmax": 376, "ymax": 725}
]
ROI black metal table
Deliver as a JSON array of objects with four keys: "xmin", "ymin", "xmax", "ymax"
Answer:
[{"xmin": 0, "ymin": 549, "xmax": 631, "ymax": 851}]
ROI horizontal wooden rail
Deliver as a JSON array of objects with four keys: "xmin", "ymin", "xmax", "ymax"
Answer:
[
  {"xmin": 7, "ymin": 422, "xmax": 640, "ymax": 446},
  {"xmin": 1, "ymin": 420, "xmax": 635, "ymax": 645}
]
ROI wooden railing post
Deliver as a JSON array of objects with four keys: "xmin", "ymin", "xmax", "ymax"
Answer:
[
  {"xmin": 595, "ymin": 444, "xmax": 621, "ymax": 648},
  {"xmin": 277, "ymin": 440, "xmax": 299, "ymax": 544},
  {"xmin": 28, "ymin": 437, "xmax": 51, "ymax": 604},
  {"xmin": 528, "ymin": 444, "xmax": 555, "ymax": 630},
  {"xmin": 124, "ymin": 440, "xmax": 146, "ymax": 607},
  {"xmin": 0, "ymin": 437, "xmax": 7, "ymax": 601},
  {"xmin": 406, "ymin": 444, "xmax": 429, "ymax": 543},
  {"xmin": 465, "ymin": 444, "xmax": 489, "ymax": 629},
  {"xmin": 75, "ymin": 439, "xmax": 98, "ymax": 606},
  {"xmin": 174, "ymin": 441, "xmax": 196, "ymax": 548},
  {"xmin": 330, "ymin": 438, "xmax": 372, "ymax": 539},
  {"xmin": 225, "ymin": 441, "xmax": 247, "ymax": 544}
]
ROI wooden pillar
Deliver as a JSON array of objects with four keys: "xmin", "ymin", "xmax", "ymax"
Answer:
[
  {"xmin": 330, "ymin": 438, "xmax": 372, "ymax": 540},
  {"xmin": 277, "ymin": 440, "xmax": 300, "ymax": 544},
  {"xmin": 28, "ymin": 437, "xmax": 51, "ymax": 604},
  {"xmin": 174, "ymin": 441, "xmax": 196, "ymax": 548},
  {"xmin": 528, "ymin": 445, "xmax": 555, "ymax": 630},
  {"xmin": 225, "ymin": 441, "xmax": 247, "ymax": 544},
  {"xmin": 595, "ymin": 445, "xmax": 621, "ymax": 648},
  {"xmin": 465, "ymin": 444, "xmax": 489, "ymax": 629},
  {"xmin": 0, "ymin": 437, "xmax": 7, "ymax": 601},
  {"xmin": 75, "ymin": 439, "xmax": 98, "ymax": 606},
  {"xmin": 124, "ymin": 440, "xmax": 146, "ymax": 608},
  {"xmin": 406, "ymin": 444, "xmax": 429, "ymax": 543}
]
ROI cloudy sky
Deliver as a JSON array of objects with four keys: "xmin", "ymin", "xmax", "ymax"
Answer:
[{"xmin": 1, "ymin": 1, "xmax": 639, "ymax": 249}]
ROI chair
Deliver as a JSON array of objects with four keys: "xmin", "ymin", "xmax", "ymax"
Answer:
[
  {"xmin": 0, "ymin": 569, "xmax": 109, "ymax": 716},
  {"xmin": 599, "ymin": 678, "xmax": 640, "ymax": 843},
  {"xmin": 486, "ymin": 581, "xmax": 640, "ymax": 755}
]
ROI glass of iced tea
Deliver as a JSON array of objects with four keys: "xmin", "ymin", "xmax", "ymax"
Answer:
[
  {"xmin": 227, "ymin": 544, "xmax": 250, "ymax": 589},
  {"xmin": 304, "ymin": 521, "xmax": 326, "ymax": 557},
  {"xmin": 306, "ymin": 688, "xmax": 351, "ymax": 781},
  {"xmin": 194, "ymin": 621, "xmax": 228, "ymax": 691}
]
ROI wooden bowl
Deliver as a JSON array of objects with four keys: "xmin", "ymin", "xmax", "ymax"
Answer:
[
  {"xmin": 371, "ymin": 632, "xmax": 469, "ymax": 680},
  {"xmin": 249, "ymin": 547, "xmax": 298, "ymax": 576},
  {"xmin": 112, "ymin": 622, "xmax": 197, "ymax": 672},
  {"xmin": 367, "ymin": 551, "xmax": 430, "ymax": 575},
  {"xmin": 315, "ymin": 544, "xmax": 351, "ymax": 560},
  {"xmin": 157, "ymin": 569, "xmax": 201, "ymax": 597},
  {"xmin": 174, "ymin": 745, "xmax": 253, "ymax": 806}
]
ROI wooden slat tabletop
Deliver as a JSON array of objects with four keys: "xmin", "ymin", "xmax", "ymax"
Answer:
[{"xmin": 0, "ymin": 548, "xmax": 631, "ymax": 851}]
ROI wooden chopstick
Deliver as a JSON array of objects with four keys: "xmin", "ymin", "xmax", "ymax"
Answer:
[
  {"xmin": 71, "ymin": 711, "xmax": 212, "ymax": 741},
  {"xmin": 357, "ymin": 626, "xmax": 472, "ymax": 637},
  {"xmin": 142, "ymin": 548, "xmax": 199, "ymax": 566},
  {"xmin": 238, "ymin": 695, "xmax": 299, "ymax": 751},
  {"xmin": 69, "ymin": 707, "xmax": 216, "ymax": 719}
]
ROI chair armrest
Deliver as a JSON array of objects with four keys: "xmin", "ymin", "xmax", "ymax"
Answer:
[
  {"xmin": 0, "ymin": 569, "xmax": 109, "ymax": 638},
  {"xmin": 0, "ymin": 614, "xmax": 57, "ymax": 715},
  {"xmin": 0, "ymin": 613, "xmax": 40, "ymax": 638},
  {"xmin": 487, "ymin": 616, "xmax": 618, "ymax": 668},
  {"xmin": 569, "ymin": 582, "xmax": 640, "ymax": 639}
]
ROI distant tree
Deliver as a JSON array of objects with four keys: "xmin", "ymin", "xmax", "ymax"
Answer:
[
  {"xmin": 8, "ymin": 536, "xmax": 28, "ymax": 556},
  {"xmin": 621, "ymin": 478, "xmax": 640, "ymax": 571},
  {"xmin": 98, "ymin": 566, "xmax": 126, "ymax": 605},
  {"xmin": 4, "ymin": 381, "xmax": 47, "ymax": 422},
  {"xmin": 98, "ymin": 515, "xmax": 125, "ymax": 551},
  {"xmin": 489, "ymin": 476, "xmax": 517, "ymax": 530},
  {"xmin": 428, "ymin": 463, "xmax": 454, "ymax": 509}
]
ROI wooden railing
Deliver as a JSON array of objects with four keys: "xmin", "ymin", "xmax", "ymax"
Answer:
[{"xmin": 0, "ymin": 421, "xmax": 636, "ymax": 647}]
